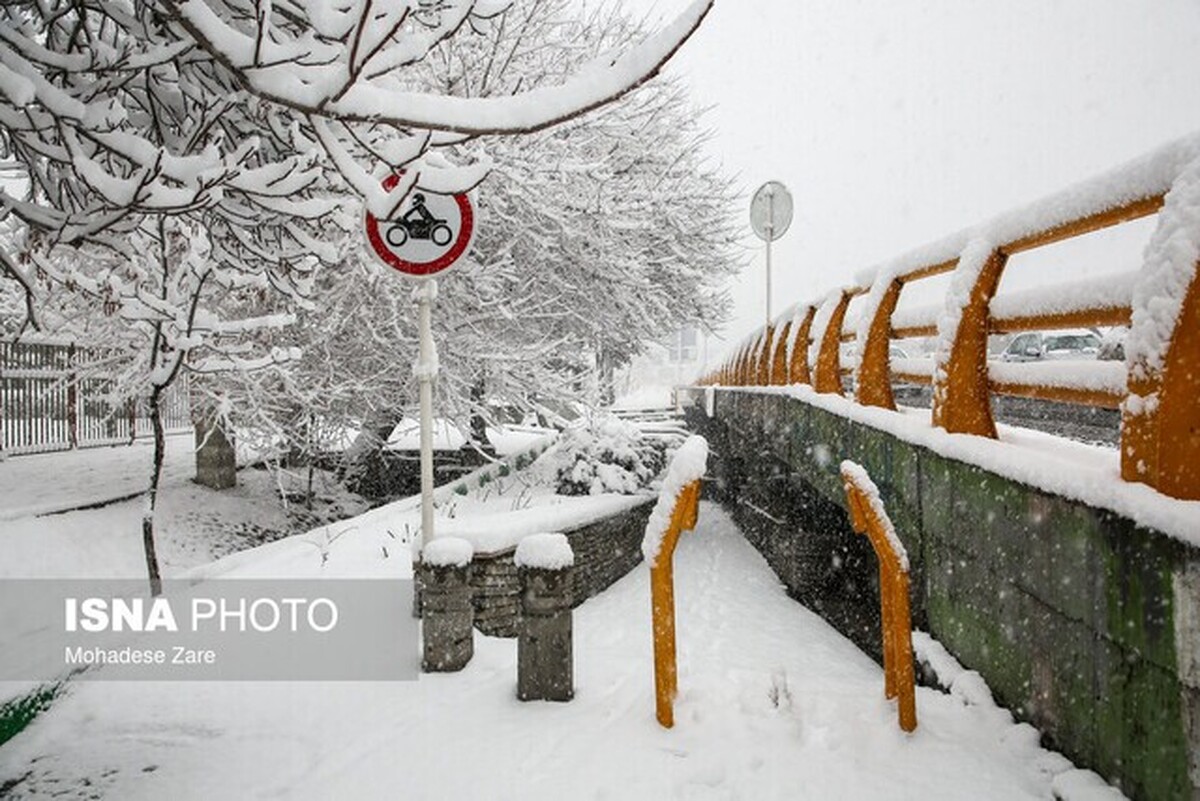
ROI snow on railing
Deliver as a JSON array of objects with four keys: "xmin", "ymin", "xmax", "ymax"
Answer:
[
  {"xmin": 696, "ymin": 130, "xmax": 1200, "ymax": 501},
  {"xmin": 840, "ymin": 460, "xmax": 916, "ymax": 733},
  {"xmin": 642, "ymin": 434, "xmax": 707, "ymax": 729}
]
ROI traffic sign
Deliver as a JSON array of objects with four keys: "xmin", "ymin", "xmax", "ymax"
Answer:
[
  {"xmin": 750, "ymin": 181, "xmax": 793, "ymax": 242},
  {"xmin": 364, "ymin": 174, "xmax": 476, "ymax": 278}
]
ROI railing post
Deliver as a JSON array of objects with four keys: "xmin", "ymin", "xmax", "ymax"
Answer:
[
  {"xmin": 856, "ymin": 279, "xmax": 903, "ymax": 410},
  {"xmin": 756, "ymin": 325, "xmax": 775, "ymax": 385},
  {"xmin": 814, "ymin": 292, "xmax": 852, "ymax": 394},
  {"xmin": 1123, "ymin": 184, "xmax": 1200, "ymax": 499},
  {"xmin": 789, "ymin": 306, "xmax": 816, "ymax": 386},
  {"xmin": 648, "ymin": 479, "xmax": 701, "ymax": 728},
  {"xmin": 743, "ymin": 334, "xmax": 762, "ymax": 385},
  {"xmin": 770, "ymin": 319, "xmax": 793, "ymax": 385},
  {"xmin": 931, "ymin": 247, "xmax": 1007, "ymax": 437},
  {"xmin": 840, "ymin": 461, "xmax": 917, "ymax": 734},
  {"xmin": 643, "ymin": 435, "xmax": 708, "ymax": 730}
]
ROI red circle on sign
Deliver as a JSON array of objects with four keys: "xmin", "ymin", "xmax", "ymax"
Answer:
[{"xmin": 364, "ymin": 173, "xmax": 475, "ymax": 278}]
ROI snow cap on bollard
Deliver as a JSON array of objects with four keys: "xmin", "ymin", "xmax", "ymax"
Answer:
[
  {"xmin": 422, "ymin": 537, "xmax": 475, "ymax": 568},
  {"xmin": 515, "ymin": 533, "xmax": 574, "ymax": 571}
]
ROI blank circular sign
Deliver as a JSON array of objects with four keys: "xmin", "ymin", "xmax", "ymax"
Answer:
[{"xmin": 749, "ymin": 181, "xmax": 793, "ymax": 242}]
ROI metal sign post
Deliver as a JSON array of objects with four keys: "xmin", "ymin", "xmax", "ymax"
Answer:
[
  {"xmin": 364, "ymin": 174, "xmax": 476, "ymax": 558},
  {"xmin": 414, "ymin": 279, "xmax": 437, "ymax": 557},
  {"xmin": 750, "ymin": 181, "xmax": 793, "ymax": 327}
]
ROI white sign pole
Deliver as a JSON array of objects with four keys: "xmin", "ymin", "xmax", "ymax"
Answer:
[
  {"xmin": 414, "ymin": 278, "xmax": 438, "ymax": 557},
  {"xmin": 765, "ymin": 188, "xmax": 774, "ymax": 329},
  {"xmin": 363, "ymin": 176, "xmax": 475, "ymax": 566},
  {"xmin": 750, "ymin": 181, "xmax": 792, "ymax": 331}
]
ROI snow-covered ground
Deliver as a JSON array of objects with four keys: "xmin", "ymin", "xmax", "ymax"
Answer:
[
  {"xmin": 0, "ymin": 504, "xmax": 1112, "ymax": 800},
  {"xmin": 0, "ymin": 439, "xmax": 368, "ymax": 580},
  {"xmin": 0, "ymin": 435, "xmax": 195, "ymax": 521},
  {"xmin": 382, "ymin": 419, "xmax": 554, "ymax": 455}
]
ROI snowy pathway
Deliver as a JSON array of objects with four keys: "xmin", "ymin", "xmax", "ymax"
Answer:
[{"xmin": 0, "ymin": 504, "xmax": 1076, "ymax": 799}]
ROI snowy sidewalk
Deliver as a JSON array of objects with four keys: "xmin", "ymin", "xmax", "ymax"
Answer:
[
  {"xmin": 0, "ymin": 503, "xmax": 1092, "ymax": 800},
  {"xmin": 0, "ymin": 434, "xmax": 194, "ymax": 521}
]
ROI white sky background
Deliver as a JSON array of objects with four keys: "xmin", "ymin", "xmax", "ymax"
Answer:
[{"xmin": 646, "ymin": 0, "xmax": 1200, "ymax": 355}]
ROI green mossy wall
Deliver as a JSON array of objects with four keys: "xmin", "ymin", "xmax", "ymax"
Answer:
[{"xmin": 689, "ymin": 390, "xmax": 1198, "ymax": 801}]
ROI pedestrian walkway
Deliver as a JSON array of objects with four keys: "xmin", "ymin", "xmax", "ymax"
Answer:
[{"xmin": 0, "ymin": 503, "xmax": 1095, "ymax": 800}]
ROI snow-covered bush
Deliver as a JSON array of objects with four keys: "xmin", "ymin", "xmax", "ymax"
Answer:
[{"xmin": 555, "ymin": 417, "xmax": 668, "ymax": 496}]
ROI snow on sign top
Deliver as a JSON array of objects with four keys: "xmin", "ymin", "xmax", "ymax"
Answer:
[{"xmin": 364, "ymin": 174, "xmax": 475, "ymax": 278}]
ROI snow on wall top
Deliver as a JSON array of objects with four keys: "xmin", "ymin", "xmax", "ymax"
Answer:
[
  {"xmin": 1127, "ymin": 154, "xmax": 1200, "ymax": 394},
  {"xmin": 839, "ymin": 460, "xmax": 909, "ymax": 571},
  {"xmin": 514, "ymin": 533, "xmax": 574, "ymax": 570},
  {"xmin": 422, "ymin": 537, "xmax": 474, "ymax": 568},
  {"xmin": 641, "ymin": 435, "xmax": 708, "ymax": 566},
  {"xmin": 727, "ymin": 384, "xmax": 1200, "ymax": 550}
]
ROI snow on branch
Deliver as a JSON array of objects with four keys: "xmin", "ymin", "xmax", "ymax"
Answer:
[{"xmin": 165, "ymin": 0, "xmax": 714, "ymax": 134}]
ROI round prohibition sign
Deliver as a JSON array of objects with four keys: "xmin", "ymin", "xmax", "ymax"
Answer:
[{"xmin": 363, "ymin": 173, "xmax": 475, "ymax": 278}]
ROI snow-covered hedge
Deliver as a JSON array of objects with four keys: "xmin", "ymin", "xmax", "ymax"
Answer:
[{"xmin": 554, "ymin": 416, "xmax": 668, "ymax": 496}]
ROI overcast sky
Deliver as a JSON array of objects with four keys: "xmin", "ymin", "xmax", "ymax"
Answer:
[{"xmin": 648, "ymin": 0, "xmax": 1200, "ymax": 350}]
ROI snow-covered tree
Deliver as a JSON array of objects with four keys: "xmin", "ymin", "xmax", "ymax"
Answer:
[
  {"xmin": 249, "ymin": 0, "xmax": 739, "ymax": 485},
  {"xmin": 0, "ymin": 0, "xmax": 714, "ymax": 591}
]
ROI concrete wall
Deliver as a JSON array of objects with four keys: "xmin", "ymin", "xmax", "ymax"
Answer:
[
  {"xmin": 470, "ymin": 499, "xmax": 654, "ymax": 637},
  {"xmin": 688, "ymin": 390, "xmax": 1200, "ymax": 801}
]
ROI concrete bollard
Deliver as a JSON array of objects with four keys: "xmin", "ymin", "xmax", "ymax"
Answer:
[
  {"xmin": 194, "ymin": 419, "xmax": 237, "ymax": 490},
  {"xmin": 515, "ymin": 533, "xmax": 575, "ymax": 702},
  {"xmin": 419, "ymin": 538, "xmax": 475, "ymax": 672}
]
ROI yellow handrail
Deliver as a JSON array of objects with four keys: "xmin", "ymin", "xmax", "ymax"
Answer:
[
  {"xmin": 840, "ymin": 462, "xmax": 917, "ymax": 733},
  {"xmin": 648, "ymin": 479, "xmax": 701, "ymax": 729},
  {"xmin": 697, "ymin": 134, "xmax": 1200, "ymax": 500}
]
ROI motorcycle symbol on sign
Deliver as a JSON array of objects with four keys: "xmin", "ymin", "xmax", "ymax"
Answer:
[{"xmin": 386, "ymin": 193, "xmax": 453, "ymax": 248}]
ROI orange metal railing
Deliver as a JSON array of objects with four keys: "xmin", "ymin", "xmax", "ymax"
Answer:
[
  {"xmin": 697, "ymin": 135, "xmax": 1200, "ymax": 501},
  {"xmin": 841, "ymin": 461, "xmax": 917, "ymax": 733},
  {"xmin": 648, "ymin": 478, "xmax": 702, "ymax": 729}
]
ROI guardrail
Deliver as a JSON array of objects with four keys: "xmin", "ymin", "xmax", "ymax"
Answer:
[{"xmin": 698, "ymin": 133, "xmax": 1200, "ymax": 501}]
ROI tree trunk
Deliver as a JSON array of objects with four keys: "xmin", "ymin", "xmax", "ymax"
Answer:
[
  {"xmin": 194, "ymin": 415, "xmax": 237, "ymax": 490},
  {"xmin": 598, "ymin": 348, "xmax": 616, "ymax": 407},
  {"xmin": 142, "ymin": 388, "xmax": 165, "ymax": 597},
  {"xmin": 467, "ymin": 378, "xmax": 493, "ymax": 455},
  {"xmin": 339, "ymin": 405, "xmax": 404, "ymax": 493}
]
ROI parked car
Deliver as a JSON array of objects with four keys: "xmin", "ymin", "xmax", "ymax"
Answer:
[
  {"xmin": 998, "ymin": 329, "xmax": 1101, "ymax": 362},
  {"xmin": 1097, "ymin": 326, "xmax": 1128, "ymax": 361}
]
